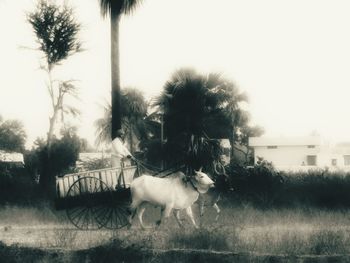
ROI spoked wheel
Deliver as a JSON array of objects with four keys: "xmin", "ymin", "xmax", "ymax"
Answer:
[
  {"xmin": 66, "ymin": 176, "xmax": 110, "ymax": 230},
  {"xmin": 95, "ymin": 189, "xmax": 131, "ymax": 229}
]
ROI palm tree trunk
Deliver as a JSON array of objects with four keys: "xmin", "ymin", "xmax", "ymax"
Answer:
[
  {"xmin": 229, "ymin": 127, "xmax": 235, "ymax": 165},
  {"xmin": 129, "ymin": 129, "xmax": 134, "ymax": 154},
  {"xmin": 111, "ymin": 14, "xmax": 121, "ymax": 140}
]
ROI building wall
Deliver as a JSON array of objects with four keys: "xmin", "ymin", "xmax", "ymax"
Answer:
[
  {"xmin": 253, "ymin": 145, "xmax": 350, "ymax": 171},
  {"xmin": 250, "ymin": 136, "xmax": 350, "ymax": 171},
  {"xmin": 319, "ymin": 153, "xmax": 347, "ymax": 167},
  {"xmin": 254, "ymin": 145, "xmax": 320, "ymax": 167}
]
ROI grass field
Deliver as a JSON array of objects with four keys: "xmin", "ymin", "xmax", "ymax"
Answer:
[{"xmin": 2, "ymin": 202, "xmax": 350, "ymax": 256}]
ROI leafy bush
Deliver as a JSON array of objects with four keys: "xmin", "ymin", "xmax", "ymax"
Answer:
[
  {"xmin": 225, "ymin": 159, "xmax": 350, "ymax": 208},
  {"xmin": 226, "ymin": 158, "xmax": 283, "ymax": 207},
  {"xmin": 37, "ymin": 133, "xmax": 80, "ymax": 178},
  {"xmin": 0, "ymin": 117, "xmax": 27, "ymax": 153},
  {"xmin": 25, "ymin": 129, "xmax": 81, "ymax": 195},
  {"xmin": 0, "ymin": 170, "xmax": 42, "ymax": 204},
  {"xmin": 279, "ymin": 171, "xmax": 350, "ymax": 208}
]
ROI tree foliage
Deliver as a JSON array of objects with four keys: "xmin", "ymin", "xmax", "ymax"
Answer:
[
  {"xmin": 0, "ymin": 117, "xmax": 27, "ymax": 153},
  {"xmin": 26, "ymin": 127, "xmax": 81, "ymax": 191},
  {"xmin": 27, "ymin": 0, "xmax": 82, "ymax": 149},
  {"xmin": 233, "ymin": 123, "xmax": 265, "ymax": 165},
  {"xmin": 28, "ymin": 0, "xmax": 81, "ymax": 69}
]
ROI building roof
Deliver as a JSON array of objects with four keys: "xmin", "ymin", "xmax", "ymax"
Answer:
[
  {"xmin": 0, "ymin": 150, "xmax": 24, "ymax": 163},
  {"xmin": 249, "ymin": 136, "xmax": 322, "ymax": 147}
]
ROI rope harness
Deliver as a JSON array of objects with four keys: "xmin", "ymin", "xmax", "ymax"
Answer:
[
  {"xmin": 188, "ymin": 177, "xmax": 200, "ymax": 193},
  {"xmin": 133, "ymin": 158, "xmax": 184, "ymax": 178}
]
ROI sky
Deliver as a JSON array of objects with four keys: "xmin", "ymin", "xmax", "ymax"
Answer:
[{"xmin": 1, "ymin": 0, "xmax": 350, "ymax": 148}]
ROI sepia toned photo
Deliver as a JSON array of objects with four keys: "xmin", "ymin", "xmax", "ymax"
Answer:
[{"xmin": 1, "ymin": 0, "xmax": 350, "ymax": 262}]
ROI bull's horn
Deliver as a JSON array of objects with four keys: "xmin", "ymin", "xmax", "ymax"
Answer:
[{"xmin": 194, "ymin": 167, "xmax": 203, "ymax": 174}]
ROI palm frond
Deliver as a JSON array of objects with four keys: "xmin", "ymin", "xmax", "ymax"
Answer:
[
  {"xmin": 99, "ymin": 0, "xmax": 143, "ymax": 18},
  {"xmin": 94, "ymin": 87, "xmax": 148, "ymax": 147}
]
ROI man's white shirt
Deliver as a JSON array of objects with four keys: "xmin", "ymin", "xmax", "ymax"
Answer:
[{"xmin": 111, "ymin": 137, "xmax": 131, "ymax": 158}]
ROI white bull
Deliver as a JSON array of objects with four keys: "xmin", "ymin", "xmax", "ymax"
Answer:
[{"xmin": 128, "ymin": 170, "xmax": 214, "ymax": 229}]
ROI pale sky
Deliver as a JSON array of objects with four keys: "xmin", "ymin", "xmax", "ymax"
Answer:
[{"xmin": 1, "ymin": 0, "xmax": 350, "ymax": 148}]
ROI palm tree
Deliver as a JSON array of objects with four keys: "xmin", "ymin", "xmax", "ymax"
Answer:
[
  {"xmin": 222, "ymin": 86, "xmax": 249, "ymax": 164},
  {"xmin": 154, "ymin": 68, "xmax": 248, "ymax": 172},
  {"xmin": 98, "ymin": 0, "xmax": 143, "ymax": 141},
  {"xmin": 94, "ymin": 87, "xmax": 148, "ymax": 153},
  {"xmin": 234, "ymin": 124, "xmax": 264, "ymax": 164},
  {"xmin": 155, "ymin": 69, "xmax": 222, "ymax": 172}
]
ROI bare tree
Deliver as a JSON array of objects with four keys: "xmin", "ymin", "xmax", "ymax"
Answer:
[
  {"xmin": 27, "ymin": 0, "xmax": 81, "ymax": 190},
  {"xmin": 28, "ymin": 0, "xmax": 81, "ymax": 148}
]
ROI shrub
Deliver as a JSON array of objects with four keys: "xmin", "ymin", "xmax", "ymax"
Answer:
[
  {"xmin": 25, "ymin": 129, "xmax": 82, "ymax": 196},
  {"xmin": 226, "ymin": 159, "xmax": 283, "ymax": 207},
  {"xmin": 0, "ymin": 169, "xmax": 42, "ymax": 204},
  {"xmin": 225, "ymin": 159, "xmax": 350, "ymax": 208},
  {"xmin": 280, "ymin": 171, "xmax": 350, "ymax": 208}
]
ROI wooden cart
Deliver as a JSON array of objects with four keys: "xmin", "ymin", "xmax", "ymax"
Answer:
[{"xmin": 55, "ymin": 165, "xmax": 138, "ymax": 230}]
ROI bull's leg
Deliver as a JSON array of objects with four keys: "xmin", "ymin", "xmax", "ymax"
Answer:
[
  {"xmin": 185, "ymin": 206, "xmax": 199, "ymax": 229},
  {"xmin": 199, "ymin": 200, "xmax": 205, "ymax": 217},
  {"xmin": 198, "ymin": 200, "xmax": 205, "ymax": 228},
  {"xmin": 127, "ymin": 199, "xmax": 141, "ymax": 229},
  {"xmin": 156, "ymin": 205, "xmax": 172, "ymax": 227},
  {"xmin": 173, "ymin": 210, "xmax": 184, "ymax": 228},
  {"xmin": 197, "ymin": 195, "xmax": 205, "ymax": 227},
  {"xmin": 127, "ymin": 209, "xmax": 135, "ymax": 229},
  {"xmin": 156, "ymin": 207, "xmax": 164, "ymax": 226},
  {"xmin": 137, "ymin": 204, "xmax": 148, "ymax": 229},
  {"xmin": 212, "ymin": 203, "xmax": 221, "ymax": 222}
]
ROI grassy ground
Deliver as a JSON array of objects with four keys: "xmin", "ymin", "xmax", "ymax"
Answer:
[{"xmin": 2, "ymin": 203, "xmax": 350, "ymax": 256}]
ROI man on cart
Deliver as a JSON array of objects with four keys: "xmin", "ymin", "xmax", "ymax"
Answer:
[
  {"xmin": 111, "ymin": 130, "xmax": 133, "ymax": 167},
  {"xmin": 111, "ymin": 129, "xmax": 135, "ymax": 187}
]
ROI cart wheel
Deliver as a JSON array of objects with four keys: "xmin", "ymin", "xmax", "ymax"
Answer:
[
  {"xmin": 95, "ymin": 201, "xmax": 130, "ymax": 229},
  {"xmin": 94, "ymin": 188, "xmax": 131, "ymax": 229},
  {"xmin": 66, "ymin": 176, "xmax": 110, "ymax": 230}
]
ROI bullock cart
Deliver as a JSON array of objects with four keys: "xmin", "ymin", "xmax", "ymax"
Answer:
[{"xmin": 55, "ymin": 165, "xmax": 138, "ymax": 230}]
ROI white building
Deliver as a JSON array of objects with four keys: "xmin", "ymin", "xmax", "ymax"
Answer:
[
  {"xmin": 249, "ymin": 136, "xmax": 350, "ymax": 171},
  {"xmin": 0, "ymin": 150, "xmax": 24, "ymax": 168}
]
